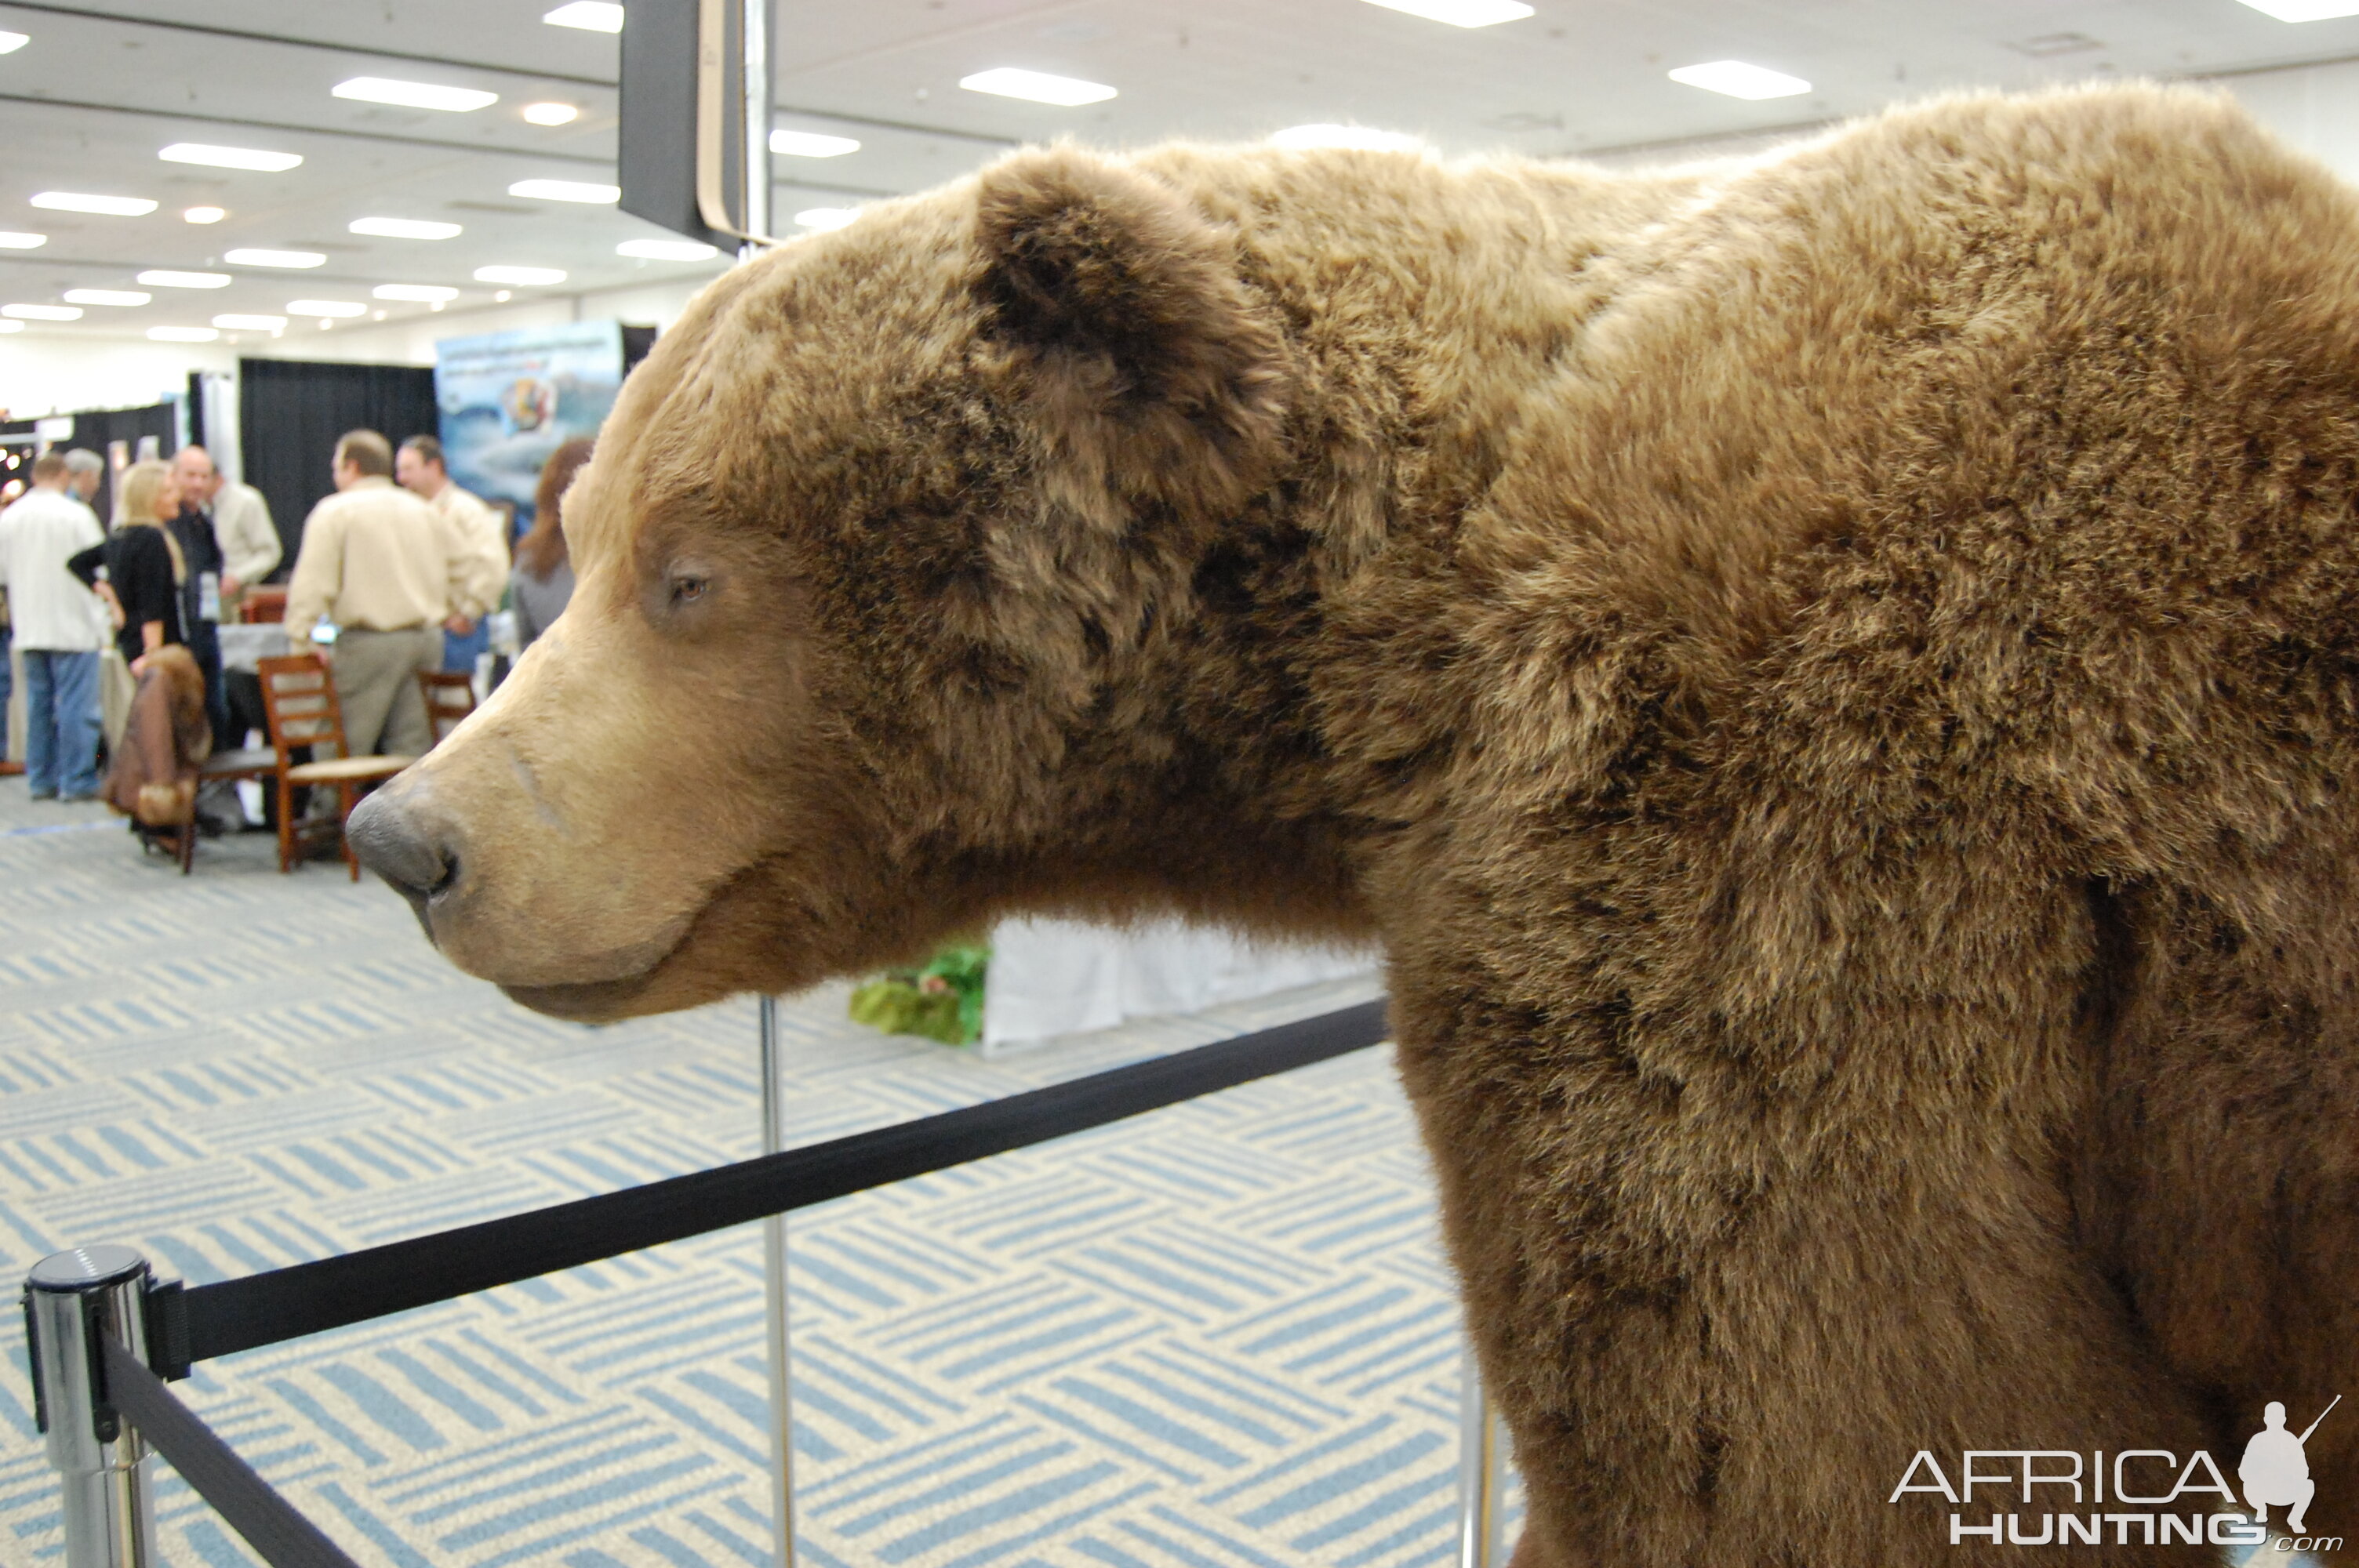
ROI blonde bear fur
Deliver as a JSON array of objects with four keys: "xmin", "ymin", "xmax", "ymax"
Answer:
[{"xmin": 352, "ymin": 84, "xmax": 2359, "ymax": 1564}]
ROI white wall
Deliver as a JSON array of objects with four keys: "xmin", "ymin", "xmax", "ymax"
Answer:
[
  {"xmin": 2217, "ymin": 56, "xmax": 2359, "ymax": 187},
  {"xmin": 254, "ymin": 274, "xmax": 720, "ymax": 368},
  {"xmin": 0, "ymin": 334, "xmax": 236, "ymax": 422}
]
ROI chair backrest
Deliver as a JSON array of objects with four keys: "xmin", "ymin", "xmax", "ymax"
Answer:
[
  {"xmin": 256, "ymin": 652, "xmax": 351, "ymax": 764},
  {"xmin": 239, "ymin": 586, "xmax": 288, "ymax": 624},
  {"xmin": 416, "ymin": 670, "xmax": 477, "ymax": 748}
]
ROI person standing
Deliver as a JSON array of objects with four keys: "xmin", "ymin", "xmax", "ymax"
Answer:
[
  {"xmin": 0, "ymin": 454, "xmax": 110, "ymax": 798},
  {"xmin": 165, "ymin": 477, "xmax": 229, "ymax": 749},
  {"xmin": 67, "ymin": 459, "xmax": 186, "ymax": 670},
  {"xmin": 284, "ymin": 430, "xmax": 470, "ymax": 759},
  {"xmin": 395, "ymin": 434, "xmax": 506, "ymax": 681},
  {"xmin": 511, "ymin": 437, "xmax": 590, "ymax": 653},
  {"xmin": 173, "ymin": 445, "xmax": 281, "ymax": 611}
]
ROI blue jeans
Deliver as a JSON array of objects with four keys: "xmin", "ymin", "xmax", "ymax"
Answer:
[
  {"xmin": 0, "ymin": 623, "xmax": 11, "ymax": 762},
  {"xmin": 442, "ymin": 618, "xmax": 489, "ymax": 677},
  {"xmin": 22, "ymin": 649, "xmax": 102, "ymax": 797}
]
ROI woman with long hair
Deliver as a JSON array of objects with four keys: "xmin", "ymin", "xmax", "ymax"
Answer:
[
  {"xmin": 67, "ymin": 459, "xmax": 186, "ymax": 673},
  {"xmin": 511, "ymin": 437, "xmax": 590, "ymax": 652}
]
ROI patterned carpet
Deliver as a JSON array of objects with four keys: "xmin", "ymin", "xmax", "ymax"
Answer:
[{"xmin": 0, "ymin": 780, "xmax": 1509, "ymax": 1568}]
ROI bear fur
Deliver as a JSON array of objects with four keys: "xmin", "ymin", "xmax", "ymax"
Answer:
[{"xmin": 353, "ymin": 83, "xmax": 2359, "ymax": 1565}]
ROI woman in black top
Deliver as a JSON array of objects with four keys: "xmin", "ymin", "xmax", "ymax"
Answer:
[{"xmin": 67, "ymin": 459, "xmax": 186, "ymax": 671}]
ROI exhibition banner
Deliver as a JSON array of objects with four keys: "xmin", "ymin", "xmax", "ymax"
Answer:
[{"xmin": 433, "ymin": 321, "xmax": 624, "ymax": 543}]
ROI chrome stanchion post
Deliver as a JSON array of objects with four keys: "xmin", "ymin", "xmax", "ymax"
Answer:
[
  {"xmin": 758, "ymin": 996, "xmax": 795, "ymax": 1568},
  {"xmin": 25, "ymin": 1246, "xmax": 158, "ymax": 1568},
  {"xmin": 1456, "ymin": 1346, "xmax": 1503, "ymax": 1568}
]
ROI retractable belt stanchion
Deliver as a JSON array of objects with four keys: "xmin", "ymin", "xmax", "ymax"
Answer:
[
  {"xmin": 24, "ymin": 1246, "xmax": 158, "ymax": 1568},
  {"xmin": 1457, "ymin": 1348, "xmax": 1505, "ymax": 1568},
  {"xmin": 758, "ymin": 996, "xmax": 797, "ymax": 1568}
]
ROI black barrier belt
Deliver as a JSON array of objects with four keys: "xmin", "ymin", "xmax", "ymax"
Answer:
[
  {"xmin": 100, "ymin": 1335, "xmax": 364, "ymax": 1568},
  {"xmin": 180, "ymin": 1000, "xmax": 1387, "ymax": 1363}
]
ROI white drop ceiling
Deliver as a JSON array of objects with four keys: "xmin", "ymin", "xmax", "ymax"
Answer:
[{"xmin": 0, "ymin": 0, "xmax": 2354, "ymax": 347}]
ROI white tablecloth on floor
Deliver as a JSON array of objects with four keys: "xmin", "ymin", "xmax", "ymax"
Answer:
[{"xmin": 981, "ymin": 916, "xmax": 1378, "ymax": 1054}]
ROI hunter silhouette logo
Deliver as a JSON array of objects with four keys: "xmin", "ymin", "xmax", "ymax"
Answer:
[{"xmin": 2242, "ymin": 1396, "xmax": 2339, "ymax": 1537}]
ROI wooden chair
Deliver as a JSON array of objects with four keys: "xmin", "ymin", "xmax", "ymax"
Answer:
[
  {"xmin": 153, "ymin": 747, "xmax": 279, "ymax": 874},
  {"xmin": 255, "ymin": 653, "xmax": 413, "ymax": 879},
  {"xmin": 416, "ymin": 670, "xmax": 477, "ymax": 748},
  {"xmin": 238, "ymin": 586, "xmax": 287, "ymax": 623}
]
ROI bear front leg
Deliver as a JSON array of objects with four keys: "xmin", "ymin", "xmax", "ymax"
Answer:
[{"xmin": 1387, "ymin": 886, "xmax": 2223, "ymax": 1567}]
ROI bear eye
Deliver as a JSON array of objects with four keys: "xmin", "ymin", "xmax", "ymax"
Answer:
[{"xmin": 670, "ymin": 574, "xmax": 711, "ymax": 606}]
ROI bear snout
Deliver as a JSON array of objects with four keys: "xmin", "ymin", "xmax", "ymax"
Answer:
[{"xmin": 348, "ymin": 786, "xmax": 456, "ymax": 934}]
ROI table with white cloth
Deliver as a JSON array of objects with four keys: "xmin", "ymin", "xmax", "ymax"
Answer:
[{"xmin": 978, "ymin": 916, "xmax": 1378, "ymax": 1055}]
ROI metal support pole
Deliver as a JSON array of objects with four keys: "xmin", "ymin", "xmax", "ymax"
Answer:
[
  {"xmin": 738, "ymin": 0, "xmax": 772, "ymax": 249},
  {"xmin": 25, "ymin": 1246, "xmax": 158, "ymax": 1568},
  {"xmin": 1456, "ymin": 1346, "xmax": 1503, "ymax": 1568},
  {"xmin": 758, "ymin": 996, "xmax": 796, "ymax": 1568}
]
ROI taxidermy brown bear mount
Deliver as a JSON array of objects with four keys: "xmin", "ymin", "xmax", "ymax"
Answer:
[{"xmin": 351, "ymin": 84, "xmax": 2359, "ymax": 1566}]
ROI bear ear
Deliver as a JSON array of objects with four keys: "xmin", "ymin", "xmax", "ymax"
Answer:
[{"xmin": 975, "ymin": 147, "xmax": 1288, "ymax": 515}]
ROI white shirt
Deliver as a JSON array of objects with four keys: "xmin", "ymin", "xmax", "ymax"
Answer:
[
  {"xmin": 0, "ymin": 486, "xmax": 107, "ymax": 651},
  {"xmin": 431, "ymin": 482, "xmax": 509, "ymax": 619},
  {"xmin": 208, "ymin": 480, "xmax": 282, "ymax": 586}
]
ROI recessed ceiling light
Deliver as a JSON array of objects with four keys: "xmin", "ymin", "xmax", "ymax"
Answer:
[
  {"xmin": 332, "ymin": 77, "xmax": 498, "ymax": 113},
  {"xmin": 149, "ymin": 325, "xmax": 220, "ymax": 343},
  {"xmin": 770, "ymin": 129, "xmax": 860, "ymax": 157},
  {"xmin": 373, "ymin": 283, "xmax": 460, "ymax": 302},
  {"xmin": 1667, "ymin": 60, "xmax": 1812, "ymax": 99},
  {"xmin": 30, "ymin": 191, "xmax": 158, "ymax": 216},
  {"xmin": 493, "ymin": 290, "xmax": 511, "ymax": 302},
  {"xmin": 183, "ymin": 206, "xmax": 226, "ymax": 225},
  {"xmin": 522, "ymin": 102, "xmax": 580, "ymax": 125},
  {"xmin": 138, "ymin": 269, "xmax": 231, "ymax": 289},
  {"xmin": 1270, "ymin": 124, "xmax": 1422, "ymax": 151},
  {"xmin": 0, "ymin": 31, "xmax": 26, "ymax": 53},
  {"xmin": 507, "ymin": 179, "xmax": 620, "ymax": 203},
  {"xmin": 2236, "ymin": 0, "xmax": 2359, "ymax": 16},
  {"xmin": 616, "ymin": 238, "xmax": 719, "ymax": 260},
  {"xmin": 225, "ymin": 248, "xmax": 326, "ymax": 268},
  {"xmin": 957, "ymin": 67, "xmax": 1117, "ymax": 106},
  {"xmin": 288, "ymin": 299, "xmax": 367, "ymax": 318},
  {"xmin": 0, "ymin": 231, "xmax": 45, "ymax": 249},
  {"xmin": 1359, "ymin": 0, "xmax": 1532, "ymax": 25},
  {"xmin": 213, "ymin": 314, "xmax": 286, "ymax": 332},
  {"xmin": 543, "ymin": 1, "xmax": 624, "ymax": 31},
  {"xmin": 63, "ymin": 289, "xmax": 149, "ymax": 307},
  {"xmin": 350, "ymin": 216, "xmax": 463, "ymax": 240},
  {"xmin": 4, "ymin": 303, "xmax": 81, "ymax": 321},
  {"xmin": 474, "ymin": 265, "xmax": 566, "ymax": 285},
  {"xmin": 158, "ymin": 143, "xmax": 303, "ymax": 172},
  {"xmin": 793, "ymin": 207, "xmax": 858, "ymax": 230}
]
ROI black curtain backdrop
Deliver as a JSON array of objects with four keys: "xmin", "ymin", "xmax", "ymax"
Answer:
[
  {"xmin": 238, "ymin": 358, "xmax": 438, "ymax": 570},
  {"xmin": 0, "ymin": 403, "xmax": 180, "ymax": 524}
]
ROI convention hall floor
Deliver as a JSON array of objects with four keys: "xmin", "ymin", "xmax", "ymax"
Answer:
[{"xmin": 0, "ymin": 780, "xmax": 1504, "ymax": 1568}]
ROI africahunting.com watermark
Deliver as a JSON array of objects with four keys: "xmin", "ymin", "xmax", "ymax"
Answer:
[{"xmin": 1889, "ymin": 1398, "xmax": 2341, "ymax": 1553}]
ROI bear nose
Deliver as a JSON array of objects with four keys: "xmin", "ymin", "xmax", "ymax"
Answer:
[{"xmin": 348, "ymin": 787, "xmax": 457, "ymax": 925}]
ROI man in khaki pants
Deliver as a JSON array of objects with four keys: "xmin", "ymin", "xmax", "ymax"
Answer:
[{"xmin": 284, "ymin": 430, "xmax": 471, "ymax": 759}]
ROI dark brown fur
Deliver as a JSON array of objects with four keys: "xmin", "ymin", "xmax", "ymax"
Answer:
[{"xmin": 358, "ymin": 85, "xmax": 2359, "ymax": 1563}]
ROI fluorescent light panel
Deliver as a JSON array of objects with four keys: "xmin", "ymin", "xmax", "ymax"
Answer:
[
  {"xmin": 0, "ymin": 31, "xmax": 26, "ymax": 53},
  {"xmin": 4, "ymin": 303, "xmax": 80, "ymax": 320},
  {"xmin": 0, "ymin": 321, "xmax": 22, "ymax": 333},
  {"xmin": 1667, "ymin": 60, "xmax": 1812, "ymax": 99},
  {"xmin": 373, "ymin": 284, "xmax": 459, "ymax": 301},
  {"xmin": 1359, "ymin": 0, "xmax": 1532, "ymax": 25},
  {"xmin": 159, "ymin": 143, "xmax": 302, "ymax": 172},
  {"xmin": 350, "ymin": 216, "xmax": 463, "ymax": 239},
  {"xmin": 225, "ymin": 249, "xmax": 325, "ymax": 268},
  {"xmin": 148, "ymin": 326, "xmax": 219, "ymax": 342},
  {"xmin": 1270, "ymin": 124, "xmax": 1420, "ymax": 151},
  {"xmin": 617, "ymin": 238, "xmax": 718, "ymax": 260},
  {"xmin": 138, "ymin": 270, "xmax": 230, "ymax": 289},
  {"xmin": 793, "ymin": 207, "xmax": 856, "ymax": 230},
  {"xmin": 522, "ymin": 102, "xmax": 580, "ymax": 125},
  {"xmin": 30, "ymin": 191, "xmax": 157, "ymax": 216},
  {"xmin": 771, "ymin": 129, "xmax": 860, "ymax": 157},
  {"xmin": 0, "ymin": 232, "xmax": 45, "ymax": 249},
  {"xmin": 958, "ymin": 67, "xmax": 1116, "ymax": 106},
  {"xmin": 2236, "ymin": 0, "xmax": 2359, "ymax": 16},
  {"xmin": 333, "ymin": 77, "xmax": 498, "ymax": 113},
  {"xmin": 213, "ymin": 314, "xmax": 287, "ymax": 331},
  {"xmin": 63, "ymin": 289, "xmax": 148, "ymax": 307},
  {"xmin": 288, "ymin": 299, "xmax": 366, "ymax": 318},
  {"xmin": 543, "ymin": 1, "xmax": 624, "ymax": 31},
  {"xmin": 184, "ymin": 207, "xmax": 226, "ymax": 225},
  {"xmin": 507, "ymin": 179, "xmax": 619, "ymax": 203},
  {"xmin": 474, "ymin": 265, "xmax": 565, "ymax": 285}
]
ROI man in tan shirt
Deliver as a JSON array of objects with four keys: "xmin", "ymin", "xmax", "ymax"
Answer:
[
  {"xmin": 285, "ymin": 430, "xmax": 473, "ymax": 758},
  {"xmin": 396, "ymin": 434, "xmax": 508, "ymax": 676}
]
